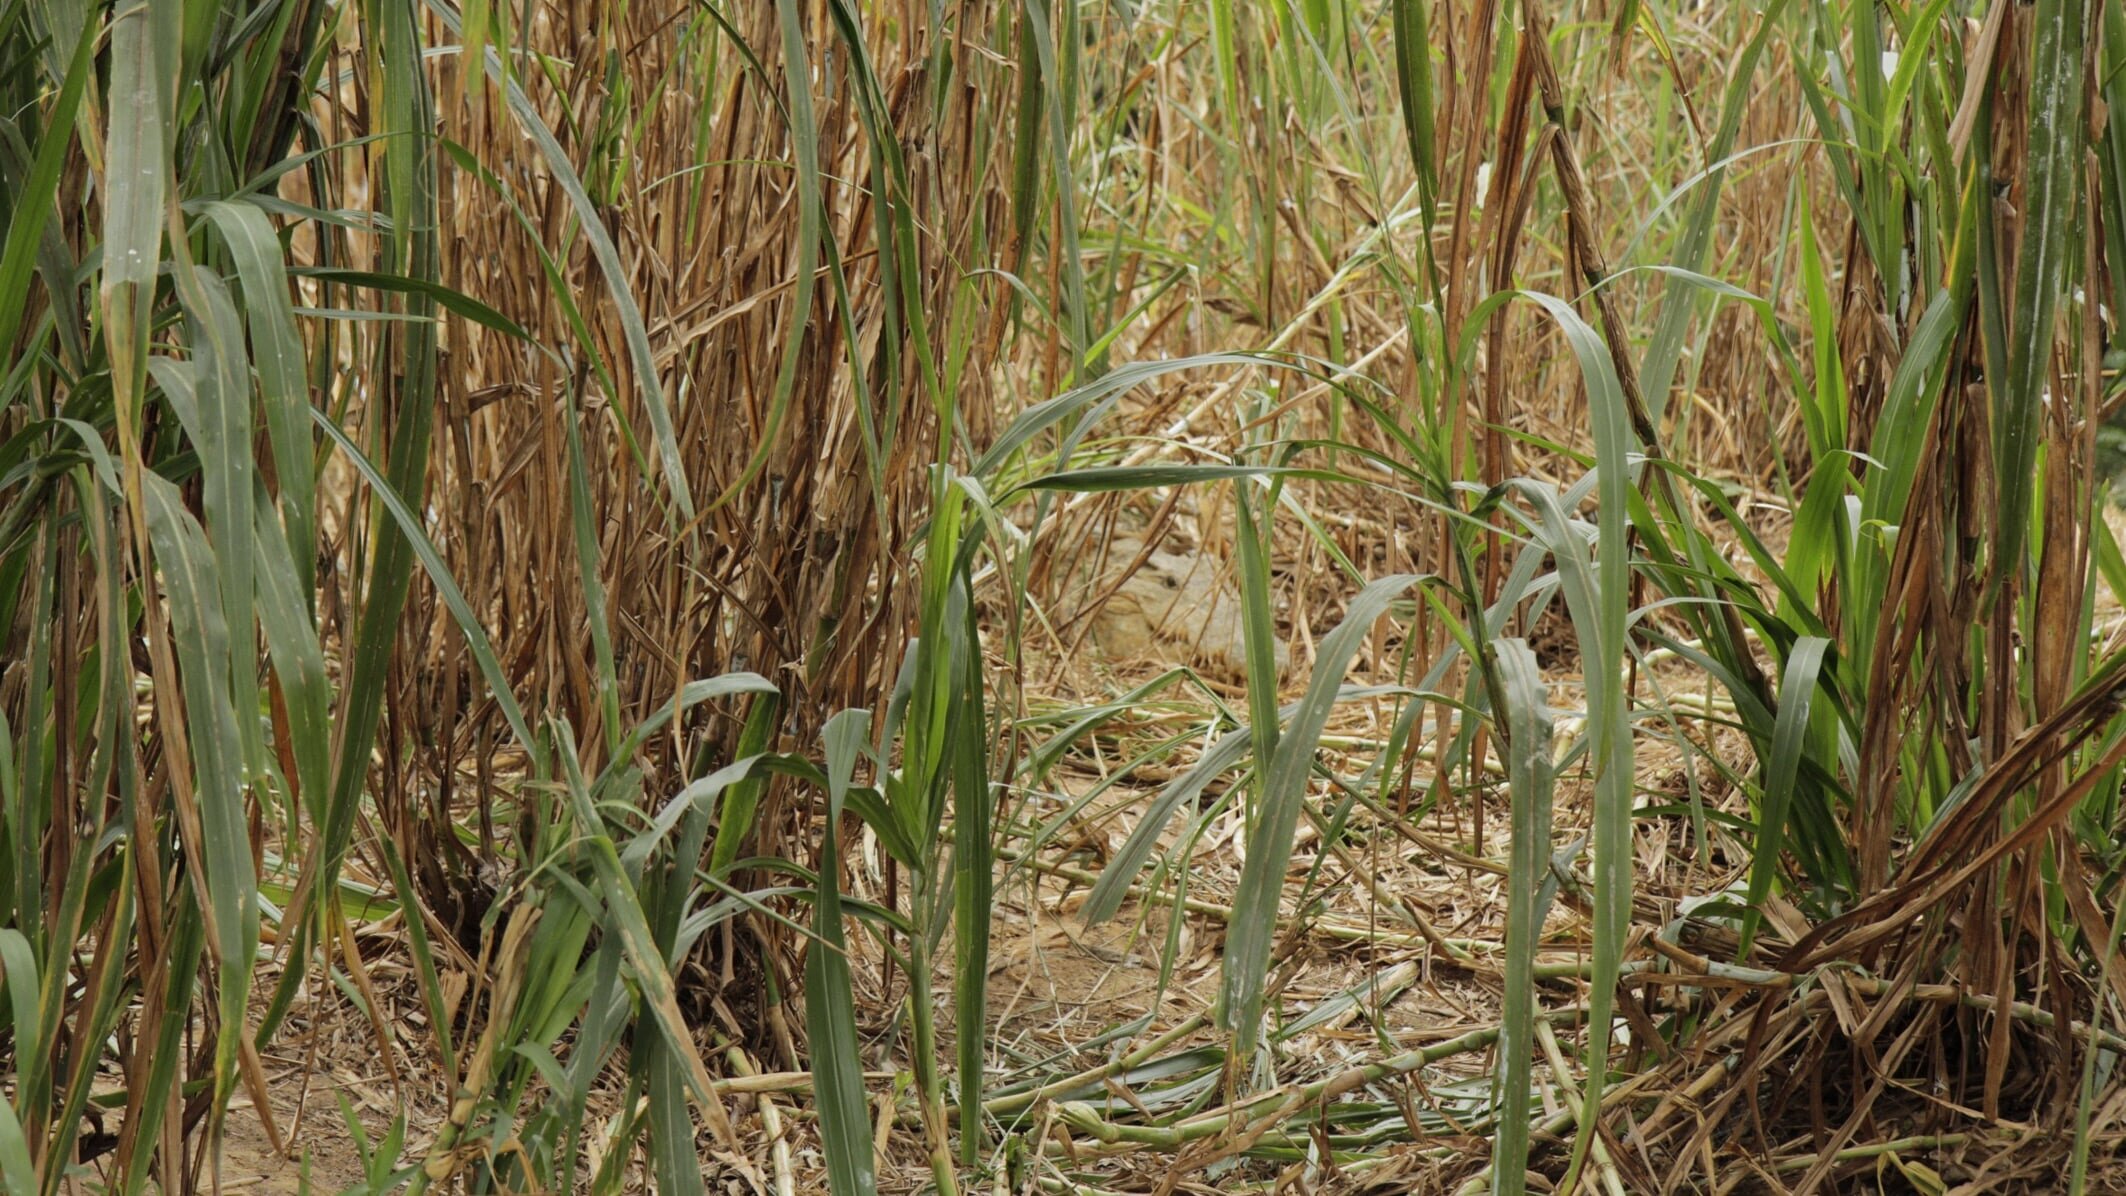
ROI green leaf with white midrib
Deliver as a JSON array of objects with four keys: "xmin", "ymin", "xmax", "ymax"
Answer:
[
  {"xmin": 809, "ymin": 709, "xmax": 881, "ymax": 1196},
  {"xmin": 562, "ymin": 378, "xmax": 622, "ymax": 753},
  {"xmin": 1387, "ymin": 0, "xmax": 1435, "ymax": 217},
  {"xmin": 250, "ymin": 500, "xmax": 330, "ymax": 827},
  {"xmin": 1508, "ymin": 290, "xmax": 1637, "ymax": 1194},
  {"xmin": 636, "ymin": 685, "xmax": 778, "ymax": 1194},
  {"xmin": 1742, "ymin": 636, "xmax": 1830, "ymax": 956},
  {"xmin": 1851, "ymin": 280, "xmax": 1967, "ymax": 675},
  {"xmin": 707, "ymin": 693, "xmax": 782, "ymax": 877},
  {"xmin": 140, "ymin": 473, "xmax": 256, "ymax": 1108},
  {"xmin": 822, "ymin": 0, "xmax": 941, "ymax": 424},
  {"xmin": 1490, "ymin": 637, "xmax": 1553, "ymax": 1196},
  {"xmin": 950, "ymin": 580, "xmax": 993, "ymax": 1166},
  {"xmin": 101, "ymin": 1, "xmax": 171, "ymax": 299},
  {"xmin": 0, "ymin": 927, "xmax": 43, "ymax": 1143},
  {"xmin": 1236, "ymin": 479, "xmax": 1283, "ymax": 826},
  {"xmin": 1220, "ymin": 572, "xmax": 1425, "ymax": 1064},
  {"xmin": 556, "ymin": 728, "xmax": 736, "ymax": 1156},
  {"xmin": 168, "ymin": 265, "xmax": 263, "ymax": 792},
  {"xmin": 203, "ymin": 200, "xmax": 315, "ymax": 598},
  {"xmin": 0, "ymin": 1092, "xmax": 34, "ymax": 1196}
]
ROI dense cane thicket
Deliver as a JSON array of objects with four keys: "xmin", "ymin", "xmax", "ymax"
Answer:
[{"xmin": 5, "ymin": 1, "xmax": 2126, "ymax": 1193}]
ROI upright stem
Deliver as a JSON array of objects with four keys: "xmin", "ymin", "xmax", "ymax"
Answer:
[{"xmin": 908, "ymin": 903, "xmax": 961, "ymax": 1196}]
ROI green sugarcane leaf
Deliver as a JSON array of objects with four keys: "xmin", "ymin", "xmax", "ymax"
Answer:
[
  {"xmin": 1221, "ymin": 573, "xmax": 1424, "ymax": 1062},
  {"xmin": 809, "ymin": 709, "xmax": 880, "ymax": 1196},
  {"xmin": 203, "ymin": 201, "xmax": 316, "ymax": 587},
  {"xmin": 1742, "ymin": 636, "xmax": 1831, "ymax": 954},
  {"xmin": 0, "ymin": 6, "xmax": 95, "ymax": 367},
  {"xmin": 950, "ymin": 580, "xmax": 992, "ymax": 1164},
  {"xmin": 1491, "ymin": 637, "xmax": 1554, "ymax": 1196},
  {"xmin": 140, "ymin": 473, "xmax": 256, "ymax": 1107},
  {"xmin": 250, "ymin": 502, "xmax": 329, "ymax": 824},
  {"xmin": 1509, "ymin": 291, "xmax": 1636, "ymax": 1192},
  {"xmin": 1992, "ymin": 0, "xmax": 2086, "ymax": 599},
  {"xmin": 557, "ymin": 730, "xmax": 737, "ymax": 1154}
]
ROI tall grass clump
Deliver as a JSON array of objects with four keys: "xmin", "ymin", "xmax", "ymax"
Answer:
[{"xmin": 0, "ymin": 0, "xmax": 1023, "ymax": 1190}]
